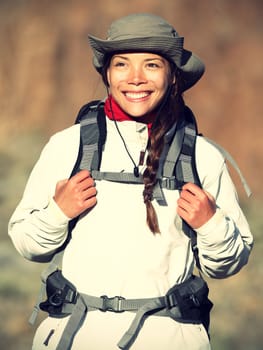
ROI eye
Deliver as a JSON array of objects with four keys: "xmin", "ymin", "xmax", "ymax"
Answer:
[
  {"xmin": 146, "ymin": 61, "xmax": 162, "ymax": 69},
  {"xmin": 114, "ymin": 61, "xmax": 126, "ymax": 67},
  {"xmin": 111, "ymin": 58, "xmax": 128, "ymax": 68}
]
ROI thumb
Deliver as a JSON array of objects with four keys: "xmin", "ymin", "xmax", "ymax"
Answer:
[{"xmin": 55, "ymin": 179, "xmax": 68, "ymax": 194}]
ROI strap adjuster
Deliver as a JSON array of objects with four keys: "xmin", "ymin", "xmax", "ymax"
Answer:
[
  {"xmin": 164, "ymin": 292, "xmax": 178, "ymax": 309},
  {"xmin": 100, "ymin": 295, "xmax": 125, "ymax": 313},
  {"xmin": 161, "ymin": 177, "xmax": 181, "ymax": 190}
]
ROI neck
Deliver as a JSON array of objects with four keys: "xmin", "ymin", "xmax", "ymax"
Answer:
[{"xmin": 104, "ymin": 95, "xmax": 156, "ymax": 125}]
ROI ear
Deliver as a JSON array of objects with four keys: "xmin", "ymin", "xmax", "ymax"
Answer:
[
  {"xmin": 168, "ymin": 63, "xmax": 176, "ymax": 85},
  {"xmin": 106, "ymin": 69, "xmax": 110, "ymax": 87}
]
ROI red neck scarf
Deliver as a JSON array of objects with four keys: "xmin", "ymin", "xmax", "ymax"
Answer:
[{"xmin": 104, "ymin": 95, "xmax": 156, "ymax": 132}]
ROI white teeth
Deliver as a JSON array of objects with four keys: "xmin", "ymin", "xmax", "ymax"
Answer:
[{"xmin": 125, "ymin": 92, "xmax": 149, "ymax": 99}]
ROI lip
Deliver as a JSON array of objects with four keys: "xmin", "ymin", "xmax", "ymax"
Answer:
[{"xmin": 123, "ymin": 91, "xmax": 152, "ymax": 101}]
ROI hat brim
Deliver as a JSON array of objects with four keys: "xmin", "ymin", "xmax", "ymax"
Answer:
[{"xmin": 88, "ymin": 34, "xmax": 205, "ymax": 91}]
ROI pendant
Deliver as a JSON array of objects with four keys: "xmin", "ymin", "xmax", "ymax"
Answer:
[
  {"xmin": 139, "ymin": 150, "xmax": 145, "ymax": 166},
  {"xmin": 134, "ymin": 166, "xmax": 139, "ymax": 177}
]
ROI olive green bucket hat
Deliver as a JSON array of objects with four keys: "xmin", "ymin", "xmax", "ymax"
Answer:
[{"xmin": 88, "ymin": 13, "xmax": 205, "ymax": 91}]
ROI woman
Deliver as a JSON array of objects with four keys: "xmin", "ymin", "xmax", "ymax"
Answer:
[{"xmin": 8, "ymin": 13, "xmax": 253, "ymax": 350}]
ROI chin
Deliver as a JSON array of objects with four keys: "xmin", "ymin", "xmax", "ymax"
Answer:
[{"xmin": 125, "ymin": 106, "xmax": 153, "ymax": 118}]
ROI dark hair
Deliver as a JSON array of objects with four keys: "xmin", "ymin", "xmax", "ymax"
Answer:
[
  {"xmin": 142, "ymin": 70, "xmax": 185, "ymax": 233},
  {"xmin": 102, "ymin": 56, "xmax": 185, "ymax": 233}
]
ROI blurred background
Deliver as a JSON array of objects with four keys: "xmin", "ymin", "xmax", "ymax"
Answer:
[{"xmin": 0, "ymin": 0, "xmax": 262, "ymax": 349}]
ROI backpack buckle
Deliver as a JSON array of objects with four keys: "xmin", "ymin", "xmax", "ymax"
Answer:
[
  {"xmin": 162, "ymin": 177, "xmax": 177, "ymax": 190},
  {"xmin": 162, "ymin": 177, "xmax": 186, "ymax": 191},
  {"xmin": 100, "ymin": 295, "xmax": 125, "ymax": 313},
  {"xmin": 164, "ymin": 292, "xmax": 178, "ymax": 309}
]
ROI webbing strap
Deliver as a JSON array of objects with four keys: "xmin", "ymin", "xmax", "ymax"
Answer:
[
  {"xmin": 56, "ymin": 293, "xmax": 181, "ymax": 350},
  {"xmin": 204, "ymin": 137, "xmax": 252, "ymax": 197},
  {"xmin": 175, "ymin": 124, "xmax": 199, "ymax": 185},
  {"xmin": 54, "ymin": 275, "xmax": 206, "ymax": 350},
  {"xmin": 117, "ymin": 299, "xmax": 174, "ymax": 350},
  {"xmin": 91, "ymin": 170, "xmax": 144, "ymax": 184},
  {"xmin": 56, "ymin": 296, "xmax": 87, "ymax": 350},
  {"xmin": 28, "ymin": 282, "xmax": 46, "ymax": 325},
  {"xmin": 153, "ymin": 182, "xmax": 167, "ymax": 206},
  {"xmin": 28, "ymin": 251, "xmax": 64, "ymax": 325},
  {"xmin": 79, "ymin": 111, "xmax": 100, "ymax": 171},
  {"xmin": 163, "ymin": 123, "xmax": 185, "ymax": 178}
]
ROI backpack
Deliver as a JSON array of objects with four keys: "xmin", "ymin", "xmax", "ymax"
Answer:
[
  {"xmin": 71, "ymin": 99, "xmax": 202, "ymax": 200},
  {"xmin": 70, "ymin": 99, "xmax": 202, "ymax": 262},
  {"xmin": 29, "ymin": 99, "xmax": 251, "ymax": 326},
  {"xmin": 69, "ymin": 99, "xmax": 251, "ymax": 258}
]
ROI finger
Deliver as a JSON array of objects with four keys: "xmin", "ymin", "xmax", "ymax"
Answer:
[
  {"xmin": 71, "ymin": 169, "xmax": 91, "ymax": 184},
  {"xmin": 179, "ymin": 188, "xmax": 195, "ymax": 204},
  {"xmin": 77, "ymin": 176, "xmax": 96, "ymax": 193},
  {"xmin": 182, "ymin": 183, "xmax": 214, "ymax": 206},
  {"xmin": 84, "ymin": 195, "xmax": 97, "ymax": 209},
  {"xmin": 82, "ymin": 185, "xmax": 97, "ymax": 201},
  {"xmin": 177, "ymin": 192, "xmax": 194, "ymax": 212},
  {"xmin": 69, "ymin": 171, "xmax": 94, "ymax": 193},
  {"xmin": 178, "ymin": 189, "xmax": 203, "ymax": 215},
  {"xmin": 176, "ymin": 204, "xmax": 192, "ymax": 222},
  {"xmin": 177, "ymin": 201, "xmax": 193, "ymax": 216},
  {"xmin": 182, "ymin": 182, "xmax": 202, "ymax": 197}
]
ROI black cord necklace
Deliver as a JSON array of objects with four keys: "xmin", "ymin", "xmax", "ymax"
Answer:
[
  {"xmin": 109, "ymin": 96, "xmax": 141, "ymax": 177},
  {"xmin": 107, "ymin": 86, "xmax": 172, "ymax": 178}
]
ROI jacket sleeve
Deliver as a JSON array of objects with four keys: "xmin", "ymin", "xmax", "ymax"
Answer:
[
  {"xmin": 8, "ymin": 126, "xmax": 80, "ymax": 262},
  {"xmin": 194, "ymin": 138, "xmax": 253, "ymax": 278}
]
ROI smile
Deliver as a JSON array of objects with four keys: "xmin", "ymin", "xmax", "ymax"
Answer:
[{"xmin": 124, "ymin": 91, "xmax": 151, "ymax": 100}]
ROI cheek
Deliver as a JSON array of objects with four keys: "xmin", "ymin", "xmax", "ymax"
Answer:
[
  {"xmin": 156, "ymin": 79, "xmax": 170, "ymax": 98},
  {"xmin": 107, "ymin": 71, "xmax": 119, "ymax": 92},
  {"xmin": 154, "ymin": 70, "xmax": 171, "ymax": 92}
]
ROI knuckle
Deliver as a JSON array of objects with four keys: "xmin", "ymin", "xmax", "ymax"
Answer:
[{"xmin": 89, "ymin": 178, "xmax": 95, "ymax": 187}]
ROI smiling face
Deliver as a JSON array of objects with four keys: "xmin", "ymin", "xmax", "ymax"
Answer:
[{"xmin": 106, "ymin": 52, "xmax": 174, "ymax": 117}]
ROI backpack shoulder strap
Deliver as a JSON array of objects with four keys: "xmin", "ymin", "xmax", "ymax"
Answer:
[
  {"xmin": 154, "ymin": 106, "xmax": 201, "ymax": 205},
  {"xmin": 29, "ymin": 101, "xmax": 106, "ymax": 325},
  {"xmin": 156, "ymin": 106, "xmax": 202, "ymax": 269},
  {"xmin": 71, "ymin": 100, "xmax": 106, "ymax": 177},
  {"xmin": 174, "ymin": 107, "xmax": 202, "ymax": 270},
  {"xmin": 163, "ymin": 105, "xmax": 201, "ymax": 188},
  {"xmin": 174, "ymin": 106, "xmax": 201, "ymax": 188},
  {"xmin": 66, "ymin": 100, "xmax": 106, "ymax": 240}
]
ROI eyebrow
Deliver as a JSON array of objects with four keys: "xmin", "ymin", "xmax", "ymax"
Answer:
[{"xmin": 112, "ymin": 55, "xmax": 165, "ymax": 62}]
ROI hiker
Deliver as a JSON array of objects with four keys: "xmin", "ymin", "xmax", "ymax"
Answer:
[{"xmin": 9, "ymin": 13, "xmax": 253, "ymax": 350}]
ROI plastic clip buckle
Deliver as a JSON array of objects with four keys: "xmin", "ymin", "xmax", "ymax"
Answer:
[{"xmin": 100, "ymin": 295, "xmax": 125, "ymax": 313}]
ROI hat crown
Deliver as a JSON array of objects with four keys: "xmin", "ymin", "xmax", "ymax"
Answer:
[
  {"xmin": 107, "ymin": 13, "xmax": 179, "ymax": 41},
  {"xmin": 88, "ymin": 13, "xmax": 205, "ymax": 91}
]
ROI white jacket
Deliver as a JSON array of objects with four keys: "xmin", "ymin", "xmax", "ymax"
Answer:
[{"xmin": 8, "ymin": 117, "xmax": 253, "ymax": 350}]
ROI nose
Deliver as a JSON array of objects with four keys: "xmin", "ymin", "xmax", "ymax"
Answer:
[{"xmin": 127, "ymin": 66, "xmax": 147, "ymax": 86}]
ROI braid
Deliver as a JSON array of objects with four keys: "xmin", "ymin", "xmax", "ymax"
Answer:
[{"xmin": 143, "ymin": 74, "xmax": 185, "ymax": 234}]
